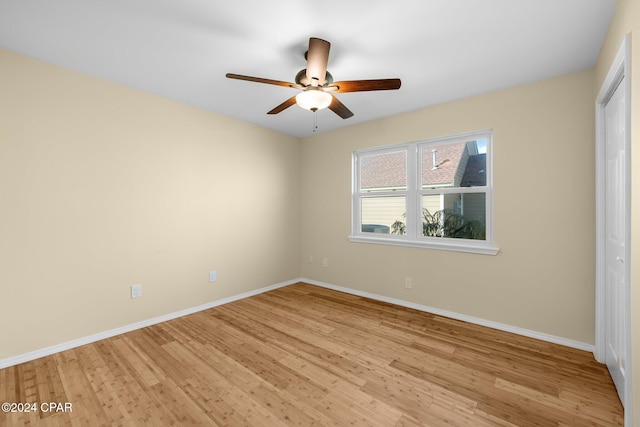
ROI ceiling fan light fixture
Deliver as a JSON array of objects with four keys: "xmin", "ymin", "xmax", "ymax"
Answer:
[{"xmin": 295, "ymin": 88, "xmax": 332, "ymax": 111}]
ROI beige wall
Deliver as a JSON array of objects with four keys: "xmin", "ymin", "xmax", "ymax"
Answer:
[
  {"xmin": 595, "ymin": 0, "xmax": 640, "ymax": 422},
  {"xmin": 301, "ymin": 69, "xmax": 596, "ymax": 344},
  {"xmin": 0, "ymin": 49, "xmax": 301, "ymax": 360}
]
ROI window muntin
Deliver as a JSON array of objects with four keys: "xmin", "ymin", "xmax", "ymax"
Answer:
[{"xmin": 351, "ymin": 131, "xmax": 497, "ymax": 255}]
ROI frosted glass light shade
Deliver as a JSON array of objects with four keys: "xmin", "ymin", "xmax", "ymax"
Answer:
[{"xmin": 295, "ymin": 89, "xmax": 332, "ymax": 111}]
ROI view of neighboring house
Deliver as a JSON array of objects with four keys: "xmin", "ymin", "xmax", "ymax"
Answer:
[{"xmin": 361, "ymin": 139, "xmax": 486, "ymax": 235}]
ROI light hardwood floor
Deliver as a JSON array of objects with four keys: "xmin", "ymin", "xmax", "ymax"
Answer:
[{"xmin": 1, "ymin": 283, "xmax": 623, "ymax": 426}]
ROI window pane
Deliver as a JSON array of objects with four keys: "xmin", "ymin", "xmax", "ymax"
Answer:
[
  {"xmin": 360, "ymin": 150, "xmax": 407, "ymax": 192},
  {"xmin": 361, "ymin": 196, "xmax": 406, "ymax": 234},
  {"xmin": 421, "ymin": 141, "xmax": 486, "ymax": 189},
  {"xmin": 421, "ymin": 193, "xmax": 486, "ymax": 240}
]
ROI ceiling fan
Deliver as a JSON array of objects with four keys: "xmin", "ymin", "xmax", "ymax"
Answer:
[{"xmin": 226, "ymin": 37, "xmax": 401, "ymax": 119}]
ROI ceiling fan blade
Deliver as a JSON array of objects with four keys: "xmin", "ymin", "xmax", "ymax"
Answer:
[
  {"xmin": 328, "ymin": 78, "xmax": 401, "ymax": 93},
  {"xmin": 328, "ymin": 96, "xmax": 354, "ymax": 119},
  {"xmin": 226, "ymin": 73, "xmax": 301, "ymax": 89},
  {"xmin": 267, "ymin": 96, "xmax": 298, "ymax": 115},
  {"xmin": 306, "ymin": 38, "xmax": 331, "ymax": 86}
]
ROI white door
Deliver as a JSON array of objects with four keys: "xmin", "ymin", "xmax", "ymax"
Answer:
[{"xmin": 604, "ymin": 76, "xmax": 627, "ymax": 402}]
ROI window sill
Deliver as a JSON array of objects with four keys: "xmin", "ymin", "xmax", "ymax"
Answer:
[{"xmin": 348, "ymin": 235, "xmax": 500, "ymax": 255}]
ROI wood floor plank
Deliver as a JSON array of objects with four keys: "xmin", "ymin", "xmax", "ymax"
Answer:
[{"xmin": 0, "ymin": 283, "xmax": 623, "ymax": 426}]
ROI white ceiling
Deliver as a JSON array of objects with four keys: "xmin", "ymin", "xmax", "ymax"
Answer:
[{"xmin": 0, "ymin": 0, "xmax": 615, "ymax": 137}]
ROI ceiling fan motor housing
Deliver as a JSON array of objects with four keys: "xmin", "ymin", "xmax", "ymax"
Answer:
[{"xmin": 295, "ymin": 69, "xmax": 334, "ymax": 87}]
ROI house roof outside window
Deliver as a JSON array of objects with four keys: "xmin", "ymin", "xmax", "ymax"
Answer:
[{"xmin": 360, "ymin": 141, "xmax": 485, "ymax": 190}]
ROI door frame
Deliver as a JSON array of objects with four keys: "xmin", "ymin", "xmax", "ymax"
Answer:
[{"xmin": 595, "ymin": 33, "xmax": 631, "ymax": 419}]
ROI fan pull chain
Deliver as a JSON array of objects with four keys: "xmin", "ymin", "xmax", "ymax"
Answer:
[{"xmin": 313, "ymin": 110, "xmax": 319, "ymax": 132}]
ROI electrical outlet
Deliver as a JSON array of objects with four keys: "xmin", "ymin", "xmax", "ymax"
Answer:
[
  {"xmin": 209, "ymin": 271, "xmax": 217, "ymax": 283},
  {"xmin": 404, "ymin": 277, "xmax": 413, "ymax": 289},
  {"xmin": 131, "ymin": 284, "xmax": 142, "ymax": 299},
  {"xmin": 322, "ymin": 258, "xmax": 328, "ymax": 268},
  {"xmin": 308, "ymin": 255, "xmax": 314, "ymax": 264}
]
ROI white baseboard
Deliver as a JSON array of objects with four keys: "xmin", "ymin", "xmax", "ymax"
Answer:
[
  {"xmin": 0, "ymin": 277, "xmax": 594, "ymax": 369},
  {"xmin": 0, "ymin": 279, "xmax": 297, "ymax": 369},
  {"xmin": 302, "ymin": 278, "xmax": 595, "ymax": 353}
]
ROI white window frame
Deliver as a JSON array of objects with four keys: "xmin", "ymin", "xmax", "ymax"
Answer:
[{"xmin": 349, "ymin": 130, "xmax": 499, "ymax": 255}]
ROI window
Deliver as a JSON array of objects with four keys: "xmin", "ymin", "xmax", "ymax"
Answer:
[{"xmin": 350, "ymin": 130, "xmax": 498, "ymax": 255}]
